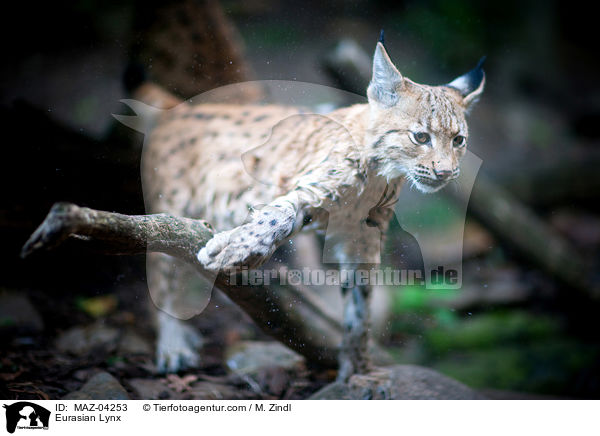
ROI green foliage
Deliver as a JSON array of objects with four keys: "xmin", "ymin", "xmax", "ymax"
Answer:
[
  {"xmin": 528, "ymin": 116, "xmax": 557, "ymax": 149},
  {"xmin": 432, "ymin": 340, "xmax": 599, "ymax": 393},
  {"xmin": 388, "ymin": 299, "xmax": 598, "ymax": 395},
  {"xmin": 0, "ymin": 316, "xmax": 16, "ymax": 328},
  {"xmin": 424, "ymin": 311, "xmax": 560, "ymax": 354},
  {"xmin": 396, "ymin": 196, "xmax": 463, "ymax": 230},
  {"xmin": 73, "ymin": 96, "xmax": 100, "ymax": 126},
  {"xmin": 389, "ymin": 1, "xmax": 485, "ymax": 66},
  {"xmin": 106, "ymin": 356, "xmax": 125, "ymax": 366},
  {"xmin": 241, "ymin": 23, "xmax": 302, "ymax": 49},
  {"xmin": 393, "ymin": 285, "xmax": 456, "ymax": 312},
  {"xmin": 75, "ymin": 294, "xmax": 118, "ymax": 318}
]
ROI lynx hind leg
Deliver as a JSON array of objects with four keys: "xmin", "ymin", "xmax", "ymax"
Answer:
[
  {"xmin": 337, "ymin": 282, "xmax": 372, "ymax": 381},
  {"xmin": 147, "ymin": 252, "xmax": 209, "ymax": 373}
]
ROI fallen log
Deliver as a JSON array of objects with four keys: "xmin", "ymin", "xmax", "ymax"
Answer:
[
  {"xmin": 452, "ymin": 174, "xmax": 598, "ymax": 299},
  {"xmin": 492, "ymin": 148, "xmax": 600, "ymax": 207}
]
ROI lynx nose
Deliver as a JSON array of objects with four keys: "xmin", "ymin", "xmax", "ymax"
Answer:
[{"xmin": 433, "ymin": 168, "xmax": 453, "ymax": 181}]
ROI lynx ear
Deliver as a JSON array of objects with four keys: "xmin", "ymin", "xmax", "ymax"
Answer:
[
  {"xmin": 367, "ymin": 41, "xmax": 403, "ymax": 107},
  {"xmin": 447, "ymin": 57, "xmax": 486, "ymax": 109}
]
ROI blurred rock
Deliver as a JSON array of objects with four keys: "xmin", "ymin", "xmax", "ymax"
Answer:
[
  {"xmin": 480, "ymin": 389, "xmax": 566, "ymax": 400},
  {"xmin": 63, "ymin": 371, "xmax": 129, "ymax": 400},
  {"xmin": 0, "ymin": 291, "xmax": 44, "ymax": 332},
  {"xmin": 253, "ymin": 366, "xmax": 291, "ymax": 397},
  {"xmin": 55, "ymin": 321, "xmax": 119, "ymax": 355},
  {"xmin": 310, "ymin": 365, "xmax": 485, "ymax": 400},
  {"xmin": 117, "ymin": 329, "xmax": 152, "ymax": 355},
  {"xmin": 128, "ymin": 377, "xmax": 257, "ymax": 400},
  {"xmin": 187, "ymin": 381, "xmax": 257, "ymax": 400},
  {"xmin": 128, "ymin": 378, "xmax": 172, "ymax": 400},
  {"xmin": 225, "ymin": 341, "xmax": 304, "ymax": 375},
  {"xmin": 71, "ymin": 368, "xmax": 98, "ymax": 382}
]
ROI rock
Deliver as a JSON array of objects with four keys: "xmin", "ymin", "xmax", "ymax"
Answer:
[
  {"xmin": 127, "ymin": 377, "xmax": 258, "ymax": 400},
  {"xmin": 72, "ymin": 368, "xmax": 98, "ymax": 382},
  {"xmin": 188, "ymin": 381, "xmax": 257, "ymax": 400},
  {"xmin": 64, "ymin": 371, "xmax": 129, "ymax": 400},
  {"xmin": 118, "ymin": 329, "xmax": 152, "ymax": 355},
  {"xmin": 225, "ymin": 341, "xmax": 304, "ymax": 375},
  {"xmin": 0, "ymin": 291, "xmax": 44, "ymax": 332},
  {"xmin": 55, "ymin": 321, "xmax": 119, "ymax": 356},
  {"xmin": 479, "ymin": 389, "xmax": 565, "ymax": 400},
  {"xmin": 310, "ymin": 365, "xmax": 485, "ymax": 400},
  {"xmin": 128, "ymin": 378, "xmax": 172, "ymax": 400},
  {"xmin": 253, "ymin": 366, "xmax": 290, "ymax": 397}
]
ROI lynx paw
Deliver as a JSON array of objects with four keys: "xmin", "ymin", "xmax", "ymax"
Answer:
[
  {"xmin": 197, "ymin": 206, "xmax": 295, "ymax": 272},
  {"xmin": 156, "ymin": 314, "xmax": 203, "ymax": 373}
]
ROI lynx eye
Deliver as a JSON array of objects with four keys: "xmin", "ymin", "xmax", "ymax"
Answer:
[
  {"xmin": 453, "ymin": 135, "xmax": 466, "ymax": 148},
  {"xmin": 413, "ymin": 132, "xmax": 431, "ymax": 145}
]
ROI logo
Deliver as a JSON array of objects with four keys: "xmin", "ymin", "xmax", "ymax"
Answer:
[{"xmin": 3, "ymin": 402, "xmax": 50, "ymax": 433}]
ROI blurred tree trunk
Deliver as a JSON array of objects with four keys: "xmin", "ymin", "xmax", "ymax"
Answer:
[
  {"xmin": 129, "ymin": 0, "xmax": 263, "ymax": 102},
  {"xmin": 493, "ymin": 149, "xmax": 600, "ymax": 207},
  {"xmin": 450, "ymin": 175, "xmax": 598, "ymax": 299}
]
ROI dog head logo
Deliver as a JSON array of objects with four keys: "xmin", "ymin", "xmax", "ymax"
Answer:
[{"xmin": 3, "ymin": 402, "xmax": 50, "ymax": 433}]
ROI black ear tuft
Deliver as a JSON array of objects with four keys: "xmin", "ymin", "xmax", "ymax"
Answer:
[
  {"xmin": 476, "ymin": 56, "xmax": 486, "ymax": 70},
  {"xmin": 467, "ymin": 56, "xmax": 486, "ymax": 90},
  {"xmin": 379, "ymin": 29, "xmax": 385, "ymax": 45}
]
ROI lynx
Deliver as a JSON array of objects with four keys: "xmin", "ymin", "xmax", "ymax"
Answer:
[{"xmin": 138, "ymin": 38, "xmax": 485, "ymax": 379}]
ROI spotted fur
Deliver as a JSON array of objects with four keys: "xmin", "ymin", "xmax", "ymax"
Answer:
[{"xmin": 141, "ymin": 41, "xmax": 485, "ymax": 375}]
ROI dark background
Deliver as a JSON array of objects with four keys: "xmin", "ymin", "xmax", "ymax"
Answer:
[{"xmin": 1, "ymin": 0, "xmax": 599, "ymax": 399}]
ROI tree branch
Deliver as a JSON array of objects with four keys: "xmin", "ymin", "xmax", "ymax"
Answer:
[
  {"xmin": 451, "ymin": 175, "xmax": 599, "ymax": 299},
  {"xmin": 22, "ymin": 202, "xmax": 342, "ymax": 367}
]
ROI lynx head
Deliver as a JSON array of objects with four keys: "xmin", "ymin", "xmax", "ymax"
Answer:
[{"xmin": 365, "ymin": 39, "xmax": 485, "ymax": 193}]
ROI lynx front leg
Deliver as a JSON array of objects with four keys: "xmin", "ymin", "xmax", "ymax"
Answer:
[
  {"xmin": 198, "ymin": 192, "xmax": 306, "ymax": 272},
  {"xmin": 147, "ymin": 253, "xmax": 204, "ymax": 373},
  {"xmin": 334, "ymin": 207, "xmax": 393, "ymax": 381},
  {"xmin": 337, "ymin": 279, "xmax": 372, "ymax": 381}
]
